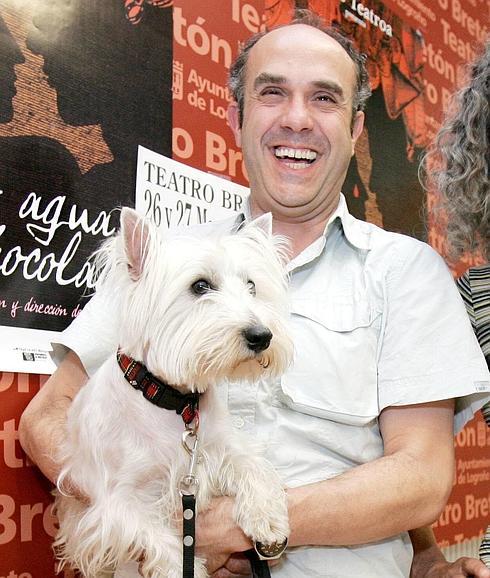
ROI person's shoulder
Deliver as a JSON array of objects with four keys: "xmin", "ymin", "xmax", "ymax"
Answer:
[
  {"xmin": 349, "ymin": 219, "xmax": 450, "ymax": 285},
  {"xmin": 355, "ymin": 218, "xmax": 437, "ymax": 260},
  {"xmin": 458, "ymin": 263, "xmax": 490, "ymax": 296}
]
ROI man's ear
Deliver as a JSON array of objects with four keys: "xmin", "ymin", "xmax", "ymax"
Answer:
[
  {"xmin": 351, "ymin": 111, "xmax": 365, "ymax": 155},
  {"xmin": 227, "ymin": 101, "xmax": 242, "ymax": 147},
  {"xmin": 120, "ymin": 207, "xmax": 150, "ymax": 281}
]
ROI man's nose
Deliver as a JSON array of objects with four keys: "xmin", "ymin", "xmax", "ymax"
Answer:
[{"xmin": 280, "ymin": 97, "xmax": 314, "ymax": 132}]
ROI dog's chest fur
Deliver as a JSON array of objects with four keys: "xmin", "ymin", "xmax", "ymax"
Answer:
[{"xmin": 64, "ymin": 357, "xmax": 232, "ymax": 512}]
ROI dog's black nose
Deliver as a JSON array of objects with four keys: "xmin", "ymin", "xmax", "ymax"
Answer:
[{"xmin": 243, "ymin": 325, "xmax": 273, "ymax": 353}]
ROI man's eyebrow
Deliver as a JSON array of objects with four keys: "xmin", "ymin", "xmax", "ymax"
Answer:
[
  {"xmin": 253, "ymin": 73, "xmax": 287, "ymax": 90},
  {"xmin": 253, "ymin": 74, "xmax": 345, "ymax": 99},
  {"xmin": 312, "ymin": 80, "xmax": 345, "ymax": 99}
]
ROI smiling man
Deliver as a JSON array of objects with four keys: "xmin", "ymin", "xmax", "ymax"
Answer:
[
  {"xmin": 228, "ymin": 23, "xmax": 365, "ymax": 258},
  {"xmin": 19, "ymin": 10, "xmax": 490, "ymax": 578}
]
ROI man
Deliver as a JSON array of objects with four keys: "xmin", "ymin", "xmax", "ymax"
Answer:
[{"xmin": 19, "ymin": 10, "xmax": 490, "ymax": 578}]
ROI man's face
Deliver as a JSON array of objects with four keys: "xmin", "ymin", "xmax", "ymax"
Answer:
[{"xmin": 228, "ymin": 24, "xmax": 364, "ymax": 222}]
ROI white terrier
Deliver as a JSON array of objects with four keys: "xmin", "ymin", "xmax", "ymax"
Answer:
[{"xmin": 54, "ymin": 207, "xmax": 293, "ymax": 578}]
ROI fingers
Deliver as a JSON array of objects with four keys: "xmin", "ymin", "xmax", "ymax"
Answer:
[
  {"xmin": 224, "ymin": 552, "xmax": 252, "ymax": 575},
  {"xmin": 459, "ymin": 557, "xmax": 490, "ymax": 577},
  {"xmin": 211, "ymin": 553, "xmax": 252, "ymax": 577},
  {"xmin": 432, "ymin": 557, "xmax": 490, "ymax": 578},
  {"xmin": 212, "ymin": 569, "xmax": 239, "ymax": 578}
]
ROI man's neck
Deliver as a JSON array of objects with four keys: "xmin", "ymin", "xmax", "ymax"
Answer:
[
  {"xmin": 271, "ymin": 218, "xmax": 328, "ymax": 258},
  {"xmin": 248, "ymin": 195, "xmax": 340, "ymax": 258}
]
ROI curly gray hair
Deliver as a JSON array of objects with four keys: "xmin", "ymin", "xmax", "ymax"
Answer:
[
  {"xmin": 228, "ymin": 9, "xmax": 371, "ymax": 129},
  {"xmin": 425, "ymin": 42, "xmax": 490, "ymax": 261}
]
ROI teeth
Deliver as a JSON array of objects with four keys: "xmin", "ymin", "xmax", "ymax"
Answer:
[
  {"xmin": 286, "ymin": 161, "xmax": 310, "ymax": 169},
  {"xmin": 275, "ymin": 147, "xmax": 317, "ymax": 161}
]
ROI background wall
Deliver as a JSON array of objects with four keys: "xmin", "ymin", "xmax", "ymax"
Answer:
[{"xmin": 0, "ymin": 0, "xmax": 488, "ymax": 576}]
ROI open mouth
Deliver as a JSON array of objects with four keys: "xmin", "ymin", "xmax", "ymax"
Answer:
[{"xmin": 274, "ymin": 146, "xmax": 318, "ymax": 169}]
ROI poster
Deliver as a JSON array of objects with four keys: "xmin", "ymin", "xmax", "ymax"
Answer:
[
  {"xmin": 135, "ymin": 146, "xmax": 249, "ymax": 229},
  {"xmin": 0, "ymin": 2, "xmax": 257, "ymax": 572},
  {"xmin": 0, "ymin": 0, "xmax": 173, "ymax": 372}
]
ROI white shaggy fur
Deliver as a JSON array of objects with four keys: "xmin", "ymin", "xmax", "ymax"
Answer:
[{"xmin": 54, "ymin": 208, "xmax": 293, "ymax": 578}]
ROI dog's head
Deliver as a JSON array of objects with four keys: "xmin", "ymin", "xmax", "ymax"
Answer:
[{"xmin": 100, "ymin": 207, "xmax": 293, "ymax": 392}]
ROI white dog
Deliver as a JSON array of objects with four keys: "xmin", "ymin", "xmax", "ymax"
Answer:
[{"xmin": 54, "ymin": 207, "xmax": 293, "ymax": 578}]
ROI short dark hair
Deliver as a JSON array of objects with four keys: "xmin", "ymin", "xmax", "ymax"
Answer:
[{"xmin": 228, "ymin": 9, "xmax": 371, "ymax": 127}]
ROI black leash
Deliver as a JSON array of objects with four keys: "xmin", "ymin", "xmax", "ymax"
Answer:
[
  {"xmin": 180, "ymin": 418, "xmax": 200, "ymax": 578},
  {"xmin": 245, "ymin": 549, "xmax": 272, "ymax": 578},
  {"xmin": 116, "ymin": 352, "xmax": 200, "ymax": 578},
  {"xmin": 182, "ymin": 493, "xmax": 197, "ymax": 578}
]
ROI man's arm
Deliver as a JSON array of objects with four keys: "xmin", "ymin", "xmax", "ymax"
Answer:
[
  {"xmin": 196, "ymin": 399, "xmax": 455, "ymax": 573},
  {"xmin": 19, "ymin": 350, "xmax": 88, "ymax": 484},
  {"xmin": 287, "ymin": 399, "xmax": 455, "ymax": 545},
  {"xmin": 410, "ymin": 527, "xmax": 490, "ymax": 578}
]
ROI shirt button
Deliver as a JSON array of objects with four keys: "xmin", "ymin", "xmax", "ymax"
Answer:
[{"xmin": 232, "ymin": 416, "xmax": 245, "ymax": 429}]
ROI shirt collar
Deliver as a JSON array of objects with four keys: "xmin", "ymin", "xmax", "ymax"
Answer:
[{"xmin": 324, "ymin": 194, "xmax": 372, "ymax": 251}]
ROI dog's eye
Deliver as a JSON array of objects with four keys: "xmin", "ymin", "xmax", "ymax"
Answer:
[
  {"xmin": 191, "ymin": 279, "xmax": 212, "ymax": 295},
  {"xmin": 247, "ymin": 280, "xmax": 256, "ymax": 296}
]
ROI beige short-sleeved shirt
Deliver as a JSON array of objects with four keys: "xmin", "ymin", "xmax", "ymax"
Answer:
[{"xmin": 54, "ymin": 196, "xmax": 490, "ymax": 577}]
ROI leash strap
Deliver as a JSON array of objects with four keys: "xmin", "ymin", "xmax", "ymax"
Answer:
[
  {"xmin": 180, "ymin": 417, "xmax": 200, "ymax": 578},
  {"xmin": 182, "ymin": 493, "xmax": 197, "ymax": 578},
  {"xmin": 244, "ymin": 549, "xmax": 272, "ymax": 578}
]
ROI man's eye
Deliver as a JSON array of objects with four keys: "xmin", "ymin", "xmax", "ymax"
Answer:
[
  {"xmin": 260, "ymin": 87, "xmax": 283, "ymax": 97},
  {"xmin": 316, "ymin": 94, "xmax": 335, "ymax": 103},
  {"xmin": 247, "ymin": 280, "xmax": 256, "ymax": 296},
  {"xmin": 191, "ymin": 279, "xmax": 212, "ymax": 295}
]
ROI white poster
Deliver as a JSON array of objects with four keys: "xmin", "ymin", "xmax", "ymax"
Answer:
[{"xmin": 135, "ymin": 146, "xmax": 249, "ymax": 229}]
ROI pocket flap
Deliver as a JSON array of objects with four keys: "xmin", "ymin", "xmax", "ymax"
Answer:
[
  {"xmin": 291, "ymin": 295, "xmax": 378, "ymax": 332},
  {"xmin": 274, "ymin": 294, "xmax": 381, "ymax": 426}
]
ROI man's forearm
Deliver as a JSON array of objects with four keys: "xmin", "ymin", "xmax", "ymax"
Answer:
[
  {"xmin": 200, "ymin": 438, "xmax": 453, "ymax": 559},
  {"xmin": 286, "ymin": 401, "xmax": 455, "ymax": 547},
  {"xmin": 209, "ymin": 400, "xmax": 455, "ymax": 553},
  {"xmin": 20, "ymin": 394, "xmax": 72, "ymax": 484},
  {"xmin": 287, "ymin": 452, "xmax": 451, "ymax": 547},
  {"xmin": 19, "ymin": 350, "xmax": 88, "ymax": 484}
]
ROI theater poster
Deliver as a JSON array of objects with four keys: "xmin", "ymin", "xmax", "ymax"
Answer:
[
  {"xmin": 0, "ymin": 1, "xmax": 257, "ymax": 573},
  {"xmin": 0, "ymin": 0, "xmax": 253, "ymax": 374},
  {"xmin": 0, "ymin": 0, "xmax": 174, "ymax": 373},
  {"xmin": 1, "ymin": 0, "xmax": 489, "ymax": 576}
]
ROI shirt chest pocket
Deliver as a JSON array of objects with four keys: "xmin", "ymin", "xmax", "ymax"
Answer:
[{"xmin": 274, "ymin": 297, "xmax": 382, "ymax": 426}]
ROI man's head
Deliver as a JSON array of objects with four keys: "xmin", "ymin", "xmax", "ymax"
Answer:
[
  {"xmin": 229, "ymin": 10, "xmax": 371, "ymax": 129},
  {"xmin": 226, "ymin": 10, "xmax": 370, "ymax": 224}
]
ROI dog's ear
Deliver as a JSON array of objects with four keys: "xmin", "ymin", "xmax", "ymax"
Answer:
[
  {"xmin": 241, "ymin": 212, "xmax": 291, "ymax": 267},
  {"xmin": 246, "ymin": 212, "xmax": 273, "ymax": 236},
  {"xmin": 120, "ymin": 207, "xmax": 150, "ymax": 281}
]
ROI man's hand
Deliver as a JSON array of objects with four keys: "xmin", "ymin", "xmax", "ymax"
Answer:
[
  {"xmin": 211, "ymin": 552, "xmax": 282, "ymax": 577},
  {"xmin": 195, "ymin": 496, "xmax": 252, "ymax": 575},
  {"xmin": 422, "ymin": 558, "xmax": 490, "ymax": 578},
  {"xmin": 410, "ymin": 527, "xmax": 490, "ymax": 578},
  {"xmin": 211, "ymin": 553, "xmax": 252, "ymax": 577}
]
